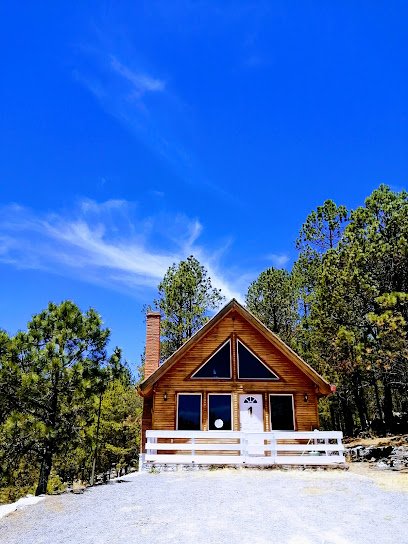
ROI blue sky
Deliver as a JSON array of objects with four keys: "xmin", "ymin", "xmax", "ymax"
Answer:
[{"xmin": 1, "ymin": 1, "xmax": 407, "ymax": 375}]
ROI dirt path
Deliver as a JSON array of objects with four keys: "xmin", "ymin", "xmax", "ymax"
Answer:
[{"xmin": 1, "ymin": 467, "xmax": 408, "ymax": 544}]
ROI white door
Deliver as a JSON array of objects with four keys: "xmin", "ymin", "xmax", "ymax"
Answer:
[{"xmin": 239, "ymin": 394, "xmax": 264, "ymax": 456}]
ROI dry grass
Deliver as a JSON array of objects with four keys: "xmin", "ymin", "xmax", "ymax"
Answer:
[
  {"xmin": 344, "ymin": 435, "xmax": 407, "ymax": 448},
  {"xmin": 349, "ymin": 462, "xmax": 408, "ymax": 493}
]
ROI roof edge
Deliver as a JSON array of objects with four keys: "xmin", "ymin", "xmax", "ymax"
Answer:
[
  {"xmin": 231, "ymin": 301, "xmax": 332, "ymax": 395},
  {"xmin": 138, "ymin": 299, "xmax": 237, "ymax": 393},
  {"xmin": 138, "ymin": 298, "xmax": 332, "ymax": 396}
]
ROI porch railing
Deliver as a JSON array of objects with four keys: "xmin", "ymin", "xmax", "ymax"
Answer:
[{"xmin": 144, "ymin": 430, "xmax": 345, "ymax": 467}]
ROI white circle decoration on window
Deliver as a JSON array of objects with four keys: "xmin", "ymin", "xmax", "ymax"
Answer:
[
  {"xmin": 214, "ymin": 418, "xmax": 224, "ymax": 428},
  {"xmin": 244, "ymin": 396, "xmax": 258, "ymax": 404}
]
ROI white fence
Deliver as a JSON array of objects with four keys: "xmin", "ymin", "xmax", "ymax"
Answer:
[{"xmin": 144, "ymin": 430, "xmax": 345, "ymax": 467}]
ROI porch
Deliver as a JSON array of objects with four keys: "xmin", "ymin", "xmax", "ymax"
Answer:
[{"xmin": 141, "ymin": 430, "xmax": 345, "ymax": 469}]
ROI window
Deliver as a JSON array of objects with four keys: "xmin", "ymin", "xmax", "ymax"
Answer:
[
  {"xmin": 192, "ymin": 340, "xmax": 231, "ymax": 379},
  {"xmin": 269, "ymin": 395, "xmax": 295, "ymax": 430},
  {"xmin": 243, "ymin": 396, "xmax": 258, "ymax": 404},
  {"xmin": 208, "ymin": 394, "xmax": 232, "ymax": 430},
  {"xmin": 237, "ymin": 340, "xmax": 278, "ymax": 380},
  {"xmin": 177, "ymin": 394, "xmax": 201, "ymax": 430}
]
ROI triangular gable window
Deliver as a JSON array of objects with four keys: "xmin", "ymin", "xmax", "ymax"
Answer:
[
  {"xmin": 237, "ymin": 339, "xmax": 278, "ymax": 380},
  {"xmin": 192, "ymin": 340, "xmax": 231, "ymax": 379}
]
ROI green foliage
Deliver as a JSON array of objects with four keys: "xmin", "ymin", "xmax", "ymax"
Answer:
[
  {"xmin": 245, "ymin": 267, "xmax": 298, "ymax": 345},
  {"xmin": 296, "ymin": 199, "xmax": 349, "ymax": 252},
  {"xmin": 0, "ymin": 456, "xmax": 38, "ymax": 504},
  {"xmin": 95, "ymin": 380, "xmax": 142, "ymax": 474},
  {"xmin": 136, "ymin": 348, "xmax": 145, "ymax": 384},
  {"xmin": 0, "ymin": 301, "xmax": 141, "ymax": 503},
  {"xmin": 153, "ymin": 255, "xmax": 225, "ymax": 360},
  {"xmin": 46, "ymin": 472, "xmax": 66, "ymax": 494},
  {"xmin": 293, "ymin": 200, "xmax": 350, "ymax": 362},
  {"xmin": 307, "ymin": 186, "xmax": 408, "ymax": 434}
]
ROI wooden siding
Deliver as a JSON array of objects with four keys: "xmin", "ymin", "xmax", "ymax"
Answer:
[
  {"xmin": 149, "ymin": 310, "xmax": 320, "ymax": 433},
  {"xmin": 141, "ymin": 396, "xmax": 153, "ymax": 454}
]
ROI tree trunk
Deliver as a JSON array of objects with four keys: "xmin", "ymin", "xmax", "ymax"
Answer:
[
  {"xmin": 340, "ymin": 396, "xmax": 354, "ymax": 436},
  {"xmin": 36, "ymin": 372, "xmax": 59, "ymax": 496},
  {"xmin": 329, "ymin": 403, "xmax": 337, "ymax": 430},
  {"xmin": 371, "ymin": 373, "xmax": 385, "ymax": 434},
  {"xmin": 352, "ymin": 371, "xmax": 368, "ymax": 431},
  {"xmin": 353, "ymin": 392, "xmax": 368, "ymax": 431},
  {"xmin": 35, "ymin": 443, "xmax": 53, "ymax": 496},
  {"xmin": 382, "ymin": 373, "xmax": 394, "ymax": 432},
  {"xmin": 90, "ymin": 392, "xmax": 103, "ymax": 486}
]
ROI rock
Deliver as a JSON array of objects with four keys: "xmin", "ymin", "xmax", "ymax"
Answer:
[
  {"xmin": 347, "ymin": 445, "xmax": 393, "ymax": 461},
  {"xmin": 347, "ymin": 446, "xmax": 365, "ymax": 460},
  {"xmin": 346, "ymin": 441, "xmax": 408, "ymax": 471},
  {"xmin": 376, "ymin": 461, "xmax": 389, "ymax": 470}
]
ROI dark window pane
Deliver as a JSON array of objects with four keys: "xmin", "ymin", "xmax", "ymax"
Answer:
[
  {"xmin": 238, "ymin": 341, "xmax": 278, "ymax": 379},
  {"xmin": 193, "ymin": 341, "xmax": 231, "ymax": 378},
  {"xmin": 270, "ymin": 396, "xmax": 294, "ymax": 430},
  {"xmin": 178, "ymin": 395, "xmax": 201, "ymax": 430},
  {"xmin": 208, "ymin": 395, "xmax": 232, "ymax": 430}
]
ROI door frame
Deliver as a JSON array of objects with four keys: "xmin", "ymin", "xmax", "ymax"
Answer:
[{"xmin": 239, "ymin": 393, "xmax": 265, "ymax": 432}]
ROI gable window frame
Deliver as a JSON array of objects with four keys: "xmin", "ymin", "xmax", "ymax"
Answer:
[
  {"xmin": 269, "ymin": 393, "xmax": 295, "ymax": 431},
  {"xmin": 237, "ymin": 338, "xmax": 279, "ymax": 380},
  {"xmin": 207, "ymin": 393, "xmax": 233, "ymax": 431},
  {"xmin": 191, "ymin": 339, "xmax": 232, "ymax": 380},
  {"xmin": 176, "ymin": 393, "xmax": 202, "ymax": 430}
]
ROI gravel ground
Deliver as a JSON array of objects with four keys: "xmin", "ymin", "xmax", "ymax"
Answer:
[{"xmin": 1, "ymin": 468, "xmax": 408, "ymax": 544}]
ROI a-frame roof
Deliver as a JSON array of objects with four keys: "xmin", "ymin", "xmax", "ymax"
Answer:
[{"xmin": 138, "ymin": 299, "xmax": 333, "ymax": 396}]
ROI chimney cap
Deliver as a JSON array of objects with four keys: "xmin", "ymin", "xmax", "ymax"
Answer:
[{"xmin": 146, "ymin": 311, "xmax": 161, "ymax": 317}]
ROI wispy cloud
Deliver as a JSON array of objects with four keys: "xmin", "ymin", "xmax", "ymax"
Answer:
[
  {"xmin": 266, "ymin": 253, "xmax": 290, "ymax": 268},
  {"xmin": 0, "ymin": 199, "xmax": 244, "ymax": 302},
  {"xmin": 151, "ymin": 190, "xmax": 165, "ymax": 198},
  {"xmin": 72, "ymin": 46, "xmax": 237, "ymax": 204},
  {"xmin": 73, "ymin": 53, "xmax": 167, "ymax": 118},
  {"xmin": 110, "ymin": 56, "xmax": 165, "ymax": 96}
]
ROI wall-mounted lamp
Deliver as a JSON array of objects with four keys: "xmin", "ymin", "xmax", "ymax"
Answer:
[
  {"xmin": 164, "ymin": 391, "xmax": 167, "ymax": 402},
  {"xmin": 304, "ymin": 392, "xmax": 308, "ymax": 403}
]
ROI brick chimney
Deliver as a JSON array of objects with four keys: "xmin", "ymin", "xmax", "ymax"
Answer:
[{"xmin": 145, "ymin": 311, "xmax": 161, "ymax": 378}]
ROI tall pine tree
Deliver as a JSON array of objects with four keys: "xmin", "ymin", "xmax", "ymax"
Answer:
[
  {"xmin": 153, "ymin": 256, "xmax": 224, "ymax": 361},
  {"xmin": 0, "ymin": 301, "xmax": 112, "ymax": 495}
]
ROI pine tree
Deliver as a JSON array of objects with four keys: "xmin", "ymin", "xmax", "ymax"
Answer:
[
  {"xmin": 311, "ymin": 186, "xmax": 408, "ymax": 433},
  {"xmin": 153, "ymin": 256, "xmax": 224, "ymax": 360},
  {"xmin": 0, "ymin": 301, "xmax": 112, "ymax": 495},
  {"xmin": 245, "ymin": 267, "xmax": 298, "ymax": 346}
]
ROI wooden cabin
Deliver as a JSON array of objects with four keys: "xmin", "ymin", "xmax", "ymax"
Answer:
[{"xmin": 138, "ymin": 299, "xmax": 343, "ymax": 468}]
